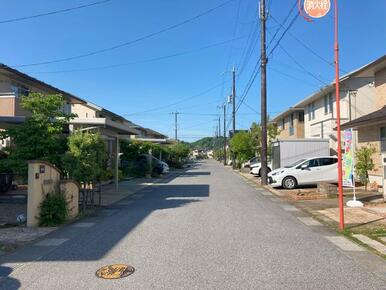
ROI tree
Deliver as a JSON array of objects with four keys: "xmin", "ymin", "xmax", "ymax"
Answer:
[
  {"xmin": 229, "ymin": 131, "xmax": 255, "ymax": 167},
  {"xmin": 0, "ymin": 93, "xmax": 75, "ymax": 174},
  {"xmin": 63, "ymin": 131, "xmax": 107, "ymax": 183},
  {"xmin": 250, "ymin": 120, "xmax": 279, "ymax": 158},
  {"xmin": 355, "ymin": 145, "xmax": 376, "ymax": 191},
  {"xmin": 213, "ymin": 149, "xmax": 224, "ymax": 161},
  {"xmin": 169, "ymin": 143, "xmax": 190, "ymax": 160}
]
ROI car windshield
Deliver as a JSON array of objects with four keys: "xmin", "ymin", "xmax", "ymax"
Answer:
[{"xmin": 285, "ymin": 159, "xmax": 306, "ymax": 168}]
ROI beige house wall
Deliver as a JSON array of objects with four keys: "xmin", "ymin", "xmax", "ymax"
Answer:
[
  {"xmin": 357, "ymin": 125, "xmax": 386, "ymax": 185},
  {"xmin": 71, "ymin": 103, "xmax": 97, "ymax": 119},
  {"xmin": 375, "ymin": 68, "xmax": 386, "ymax": 108},
  {"xmin": 0, "ymin": 97, "xmax": 15, "ymax": 116},
  {"xmin": 276, "ymin": 112, "xmax": 305, "ymax": 139},
  {"xmin": 304, "ymin": 77, "xmax": 377, "ymax": 153}
]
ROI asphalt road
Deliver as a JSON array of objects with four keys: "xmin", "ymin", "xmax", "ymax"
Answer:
[{"xmin": 1, "ymin": 160, "xmax": 385, "ymax": 289}]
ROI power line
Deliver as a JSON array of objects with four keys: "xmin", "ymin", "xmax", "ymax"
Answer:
[
  {"xmin": 276, "ymin": 41, "xmax": 329, "ymax": 86},
  {"xmin": 27, "ymin": 36, "xmax": 245, "ymax": 74},
  {"xmin": 235, "ymin": 2, "xmax": 299, "ymax": 114},
  {"xmin": 225, "ymin": 0, "xmax": 242, "ymax": 71},
  {"xmin": 0, "ymin": 0, "xmax": 113, "ymax": 24},
  {"xmin": 124, "ymin": 81, "xmax": 228, "ymax": 116},
  {"xmin": 269, "ymin": 13, "xmax": 348, "ymax": 75},
  {"xmin": 12, "ymin": 0, "xmax": 235, "ymax": 68},
  {"xmin": 269, "ymin": 66, "xmax": 321, "ymax": 87}
]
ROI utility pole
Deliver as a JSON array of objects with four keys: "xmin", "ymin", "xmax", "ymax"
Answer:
[
  {"xmin": 260, "ymin": 0, "xmax": 268, "ymax": 185},
  {"xmin": 170, "ymin": 111, "xmax": 180, "ymax": 143},
  {"xmin": 232, "ymin": 66, "xmax": 236, "ymax": 168},
  {"xmin": 223, "ymin": 104, "xmax": 227, "ymax": 166},
  {"xmin": 218, "ymin": 116, "xmax": 221, "ymax": 150}
]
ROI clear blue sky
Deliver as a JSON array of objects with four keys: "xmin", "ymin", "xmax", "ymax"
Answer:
[{"xmin": 1, "ymin": 0, "xmax": 385, "ymax": 141}]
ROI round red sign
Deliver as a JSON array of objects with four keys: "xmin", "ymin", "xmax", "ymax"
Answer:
[{"xmin": 304, "ymin": 0, "xmax": 331, "ymax": 18}]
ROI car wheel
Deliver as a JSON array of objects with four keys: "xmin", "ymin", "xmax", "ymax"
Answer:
[{"xmin": 282, "ymin": 176, "xmax": 297, "ymax": 189}]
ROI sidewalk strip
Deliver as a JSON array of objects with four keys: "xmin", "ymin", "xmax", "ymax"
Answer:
[
  {"xmin": 297, "ymin": 217, "xmax": 322, "ymax": 226},
  {"xmin": 353, "ymin": 234, "xmax": 386, "ymax": 255},
  {"xmin": 258, "ymin": 190, "xmax": 273, "ymax": 196},
  {"xmin": 35, "ymin": 238, "xmax": 68, "ymax": 247},
  {"xmin": 280, "ymin": 205, "xmax": 299, "ymax": 212},
  {"xmin": 71, "ymin": 222, "xmax": 95, "ymax": 228},
  {"xmin": 325, "ymin": 236, "xmax": 365, "ymax": 252}
]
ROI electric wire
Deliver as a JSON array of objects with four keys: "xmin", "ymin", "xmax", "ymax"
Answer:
[
  {"xmin": 0, "ymin": 0, "xmax": 113, "ymax": 24},
  {"xmin": 28, "ymin": 36, "xmax": 245, "ymax": 74},
  {"xmin": 12, "ymin": 0, "xmax": 235, "ymax": 68}
]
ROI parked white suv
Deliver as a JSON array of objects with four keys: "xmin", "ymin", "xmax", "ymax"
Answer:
[
  {"xmin": 268, "ymin": 156, "xmax": 338, "ymax": 189},
  {"xmin": 250, "ymin": 161, "xmax": 272, "ymax": 176}
]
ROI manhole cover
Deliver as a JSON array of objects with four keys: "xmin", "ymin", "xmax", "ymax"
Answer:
[{"xmin": 95, "ymin": 264, "xmax": 135, "ymax": 279}]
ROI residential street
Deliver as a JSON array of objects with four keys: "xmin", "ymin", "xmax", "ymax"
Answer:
[{"xmin": 1, "ymin": 160, "xmax": 385, "ymax": 289}]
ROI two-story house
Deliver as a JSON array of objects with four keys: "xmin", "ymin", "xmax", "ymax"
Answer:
[
  {"xmin": 271, "ymin": 55, "xmax": 386, "ymax": 186},
  {"xmin": 279, "ymin": 56, "xmax": 385, "ymax": 155},
  {"xmin": 272, "ymin": 108, "xmax": 305, "ymax": 139},
  {"xmin": 0, "ymin": 64, "xmax": 168, "ymax": 188},
  {"xmin": 341, "ymin": 60, "xmax": 386, "ymax": 187}
]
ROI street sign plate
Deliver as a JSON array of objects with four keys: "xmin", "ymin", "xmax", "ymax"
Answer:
[
  {"xmin": 304, "ymin": 0, "xmax": 331, "ymax": 18},
  {"xmin": 95, "ymin": 264, "xmax": 135, "ymax": 279}
]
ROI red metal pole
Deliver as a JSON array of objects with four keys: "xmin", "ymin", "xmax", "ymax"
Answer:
[{"xmin": 334, "ymin": 0, "xmax": 344, "ymax": 230}]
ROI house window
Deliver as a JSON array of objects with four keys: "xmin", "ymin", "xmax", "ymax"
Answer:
[
  {"xmin": 281, "ymin": 118, "xmax": 285, "ymax": 129},
  {"xmin": 298, "ymin": 111, "xmax": 304, "ymax": 122},
  {"xmin": 62, "ymin": 103, "xmax": 71, "ymax": 115},
  {"xmin": 381, "ymin": 127, "xmax": 386, "ymax": 152},
  {"xmin": 308, "ymin": 103, "xmax": 315, "ymax": 121},
  {"xmin": 289, "ymin": 114, "xmax": 294, "ymax": 136},
  {"xmin": 11, "ymin": 85, "xmax": 29, "ymax": 97},
  {"xmin": 324, "ymin": 94, "xmax": 333, "ymax": 115}
]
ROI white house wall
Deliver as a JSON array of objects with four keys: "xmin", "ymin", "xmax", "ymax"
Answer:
[{"xmin": 304, "ymin": 77, "xmax": 376, "ymax": 153}]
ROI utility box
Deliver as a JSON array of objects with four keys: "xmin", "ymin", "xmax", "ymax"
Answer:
[{"xmin": 271, "ymin": 139, "xmax": 330, "ymax": 170}]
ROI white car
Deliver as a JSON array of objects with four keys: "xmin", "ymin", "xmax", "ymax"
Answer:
[
  {"xmin": 268, "ymin": 156, "xmax": 338, "ymax": 189},
  {"xmin": 243, "ymin": 157, "xmax": 259, "ymax": 168},
  {"xmin": 161, "ymin": 161, "xmax": 170, "ymax": 174},
  {"xmin": 250, "ymin": 162, "xmax": 272, "ymax": 176}
]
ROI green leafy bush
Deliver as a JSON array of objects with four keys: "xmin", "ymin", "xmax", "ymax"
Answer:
[
  {"xmin": 39, "ymin": 192, "xmax": 68, "ymax": 226},
  {"xmin": 355, "ymin": 144, "xmax": 377, "ymax": 191},
  {"xmin": 0, "ymin": 93, "xmax": 75, "ymax": 176},
  {"xmin": 63, "ymin": 131, "xmax": 107, "ymax": 183}
]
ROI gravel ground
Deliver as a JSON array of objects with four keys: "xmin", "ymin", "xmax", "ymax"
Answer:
[{"xmin": 1, "ymin": 160, "xmax": 385, "ymax": 289}]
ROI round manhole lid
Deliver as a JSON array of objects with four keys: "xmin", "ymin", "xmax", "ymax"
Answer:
[{"xmin": 95, "ymin": 264, "xmax": 135, "ymax": 279}]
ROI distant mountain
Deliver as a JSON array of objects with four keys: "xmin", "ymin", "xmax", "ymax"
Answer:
[{"xmin": 190, "ymin": 137, "xmax": 225, "ymax": 151}]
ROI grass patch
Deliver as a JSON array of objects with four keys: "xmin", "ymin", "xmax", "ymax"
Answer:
[{"xmin": 340, "ymin": 226, "xmax": 386, "ymax": 259}]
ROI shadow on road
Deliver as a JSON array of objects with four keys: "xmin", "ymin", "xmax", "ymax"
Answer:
[
  {"xmin": 0, "ymin": 181, "xmax": 209, "ymax": 264},
  {"xmin": 0, "ymin": 266, "xmax": 21, "ymax": 289},
  {"xmin": 177, "ymin": 171, "xmax": 211, "ymax": 177}
]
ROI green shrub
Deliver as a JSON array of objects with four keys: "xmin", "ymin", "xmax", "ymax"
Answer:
[
  {"xmin": 39, "ymin": 192, "xmax": 68, "ymax": 226},
  {"xmin": 63, "ymin": 131, "xmax": 107, "ymax": 183}
]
